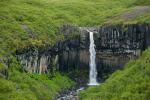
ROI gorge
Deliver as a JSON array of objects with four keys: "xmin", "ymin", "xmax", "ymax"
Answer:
[
  {"xmin": 11, "ymin": 24, "xmax": 149, "ymax": 99},
  {"xmin": 15, "ymin": 24, "xmax": 150, "ymax": 84}
]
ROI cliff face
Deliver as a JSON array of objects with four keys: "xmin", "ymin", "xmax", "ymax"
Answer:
[{"xmin": 16, "ymin": 24, "xmax": 150, "ymax": 80}]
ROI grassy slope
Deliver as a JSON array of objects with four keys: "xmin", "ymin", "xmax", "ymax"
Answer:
[
  {"xmin": 0, "ymin": 58, "xmax": 75, "ymax": 100},
  {"xmin": 0, "ymin": 0, "xmax": 150, "ymax": 58},
  {"xmin": 0, "ymin": 56, "xmax": 75, "ymax": 100},
  {"xmin": 0, "ymin": 72, "xmax": 75, "ymax": 100},
  {"xmin": 80, "ymin": 48, "xmax": 150, "ymax": 100}
]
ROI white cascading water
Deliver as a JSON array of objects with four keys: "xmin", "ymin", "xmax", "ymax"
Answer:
[{"xmin": 88, "ymin": 31, "xmax": 99, "ymax": 85}]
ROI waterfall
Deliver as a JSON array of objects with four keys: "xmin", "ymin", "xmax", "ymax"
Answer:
[{"xmin": 88, "ymin": 31, "xmax": 99, "ymax": 85}]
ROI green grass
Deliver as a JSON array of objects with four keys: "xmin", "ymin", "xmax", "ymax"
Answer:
[
  {"xmin": 0, "ymin": 53, "xmax": 75, "ymax": 100},
  {"xmin": 79, "ymin": 48, "xmax": 150, "ymax": 100},
  {"xmin": 133, "ymin": 0, "xmax": 150, "ymax": 6},
  {"xmin": 131, "ymin": 13, "xmax": 150, "ymax": 24},
  {"xmin": 0, "ymin": 0, "xmax": 150, "ymax": 59},
  {"xmin": 0, "ymin": 70, "xmax": 75, "ymax": 100}
]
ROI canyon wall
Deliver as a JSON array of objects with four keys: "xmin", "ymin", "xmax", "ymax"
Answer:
[{"xmin": 16, "ymin": 24, "xmax": 150, "ymax": 80}]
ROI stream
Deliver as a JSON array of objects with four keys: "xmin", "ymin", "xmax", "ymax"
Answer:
[{"xmin": 56, "ymin": 87, "xmax": 84, "ymax": 100}]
